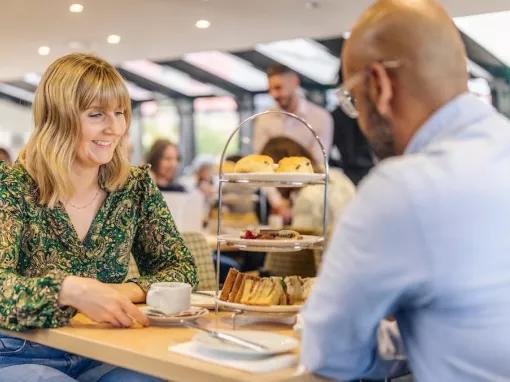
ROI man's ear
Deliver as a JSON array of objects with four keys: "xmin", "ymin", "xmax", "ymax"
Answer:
[{"xmin": 367, "ymin": 62, "xmax": 393, "ymax": 117}]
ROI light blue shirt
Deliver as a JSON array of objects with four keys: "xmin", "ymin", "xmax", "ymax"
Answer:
[{"xmin": 301, "ymin": 93, "xmax": 510, "ymax": 381}]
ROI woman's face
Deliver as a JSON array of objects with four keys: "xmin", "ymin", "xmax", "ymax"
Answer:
[
  {"xmin": 156, "ymin": 145, "xmax": 180, "ymax": 182},
  {"xmin": 76, "ymin": 104, "xmax": 127, "ymax": 169}
]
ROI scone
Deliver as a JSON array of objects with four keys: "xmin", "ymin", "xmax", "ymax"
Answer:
[
  {"xmin": 234, "ymin": 155, "xmax": 274, "ymax": 173},
  {"xmin": 276, "ymin": 157, "xmax": 314, "ymax": 173},
  {"xmin": 221, "ymin": 160, "xmax": 236, "ymax": 173}
]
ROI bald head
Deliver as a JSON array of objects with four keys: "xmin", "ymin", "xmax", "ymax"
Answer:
[
  {"xmin": 341, "ymin": 0, "xmax": 469, "ymax": 158},
  {"xmin": 344, "ymin": 0, "xmax": 468, "ymax": 104}
]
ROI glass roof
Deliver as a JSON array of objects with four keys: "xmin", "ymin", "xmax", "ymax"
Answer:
[
  {"xmin": 454, "ymin": 11, "xmax": 510, "ymax": 67},
  {"xmin": 121, "ymin": 60, "xmax": 226, "ymax": 97},
  {"xmin": 255, "ymin": 38, "xmax": 339, "ymax": 85},
  {"xmin": 183, "ymin": 51, "xmax": 267, "ymax": 92},
  {"xmin": 125, "ymin": 81, "xmax": 154, "ymax": 101}
]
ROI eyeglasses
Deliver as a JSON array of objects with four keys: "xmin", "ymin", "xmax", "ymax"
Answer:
[{"xmin": 335, "ymin": 60, "xmax": 401, "ymax": 119}]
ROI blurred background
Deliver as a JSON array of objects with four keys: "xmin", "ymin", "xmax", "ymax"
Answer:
[{"xmin": 0, "ymin": 0, "xmax": 508, "ymax": 166}]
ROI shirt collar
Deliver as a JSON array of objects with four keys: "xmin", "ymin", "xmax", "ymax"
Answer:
[{"xmin": 404, "ymin": 92, "xmax": 494, "ymax": 155}]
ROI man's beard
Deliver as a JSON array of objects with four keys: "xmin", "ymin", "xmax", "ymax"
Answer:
[
  {"xmin": 276, "ymin": 96, "xmax": 292, "ymax": 111},
  {"xmin": 364, "ymin": 98, "xmax": 396, "ymax": 160}
]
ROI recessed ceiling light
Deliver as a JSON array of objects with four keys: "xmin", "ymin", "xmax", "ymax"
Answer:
[
  {"xmin": 38, "ymin": 46, "xmax": 50, "ymax": 56},
  {"xmin": 305, "ymin": 1, "xmax": 319, "ymax": 9},
  {"xmin": 195, "ymin": 19, "xmax": 211, "ymax": 29},
  {"xmin": 69, "ymin": 3, "xmax": 84, "ymax": 13},
  {"xmin": 107, "ymin": 34, "xmax": 121, "ymax": 44}
]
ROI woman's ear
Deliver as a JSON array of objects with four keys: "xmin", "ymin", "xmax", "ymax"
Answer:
[{"xmin": 367, "ymin": 62, "xmax": 394, "ymax": 117}]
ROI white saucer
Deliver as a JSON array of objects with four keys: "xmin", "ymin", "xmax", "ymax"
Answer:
[
  {"xmin": 192, "ymin": 330, "xmax": 298, "ymax": 357},
  {"xmin": 191, "ymin": 292, "xmax": 216, "ymax": 309},
  {"xmin": 141, "ymin": 306, "xmax": 208, "ymax": 326}
]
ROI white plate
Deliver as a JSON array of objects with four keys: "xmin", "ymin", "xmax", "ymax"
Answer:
[
  {"xmin": 221, "ymin": 172, "xmax": 325, "ymax": 185},
  {"xmin": 218, "ymin": 234, "xmax": 323, "ymax": 251},
  {"xmin": 191, "ymin": 292, "xmax": 216, "ymax": 309},
  {"xmin": 192, "ymin": 330, "xmax": 298, "ymax": 356},
  {"xmin": 141, "ymin": 306, "xmax": 209, "ymax": 326},
  {"xmin": 215, "ymin": 298, "xmax": 302, "ymax": 313}
]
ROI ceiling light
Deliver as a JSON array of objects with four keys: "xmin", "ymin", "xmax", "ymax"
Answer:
[
  {"xmin": 195, "ymin": 19, "xmax": 211, "ymax": 29},
  {"xmin": 305, "ymin": 1, "xmax": 319, "ymax": 9},
  {"xmin": 69, "ymin": 3, "xmax": 84, "ymax": 13},
  {"xmin": 38, "ymin": 46, "xmax": 50, "ymax": 56},
  {"xmin": 107, "ymin": 34, "xmax": 121, "ymax": 44}
]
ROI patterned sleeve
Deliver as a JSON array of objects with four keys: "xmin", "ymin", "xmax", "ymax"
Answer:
[
  {"xmin": 0, "ymin": 166, "xmax": 76, "ymax": 332},
  {"xmin": 129, "ymin": 169, "xmax": 198, "ymax": 292}
]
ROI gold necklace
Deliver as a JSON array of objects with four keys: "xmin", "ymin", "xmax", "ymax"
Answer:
[{"xmin": 66, "ymin": 188, "xmax": 101, "ymax": 210}]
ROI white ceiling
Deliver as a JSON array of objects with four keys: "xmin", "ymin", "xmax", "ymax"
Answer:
[{"xmin": 0, "ymin": 0, "xmax": 509, "ymax": 81}]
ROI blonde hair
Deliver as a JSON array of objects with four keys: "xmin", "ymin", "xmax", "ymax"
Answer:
[{"xmin": 19, "ymin": 53, "xmax": 132, "ymax": 207}]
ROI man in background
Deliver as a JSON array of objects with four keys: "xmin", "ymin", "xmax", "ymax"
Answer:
[
  {"xmin": 253, "ymin": 64, "xmax": 333, "ymax": 164},
  {"xmin": 302, "ymin": 0, "xmax": 510, "ymax": 380}
]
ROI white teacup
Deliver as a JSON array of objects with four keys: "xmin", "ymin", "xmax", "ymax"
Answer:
[{"xmin": 146, "ymin": 282, "xmax": 192, "ymax": 316}]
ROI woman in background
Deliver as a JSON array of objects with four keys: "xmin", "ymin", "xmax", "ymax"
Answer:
[
  {"xmin": 146, "ymin": 139, "xmax": 186, "ymax": 192},
  {"xmin": 0, "ymin": 53, "xmax": 197, "ymax": 381}
]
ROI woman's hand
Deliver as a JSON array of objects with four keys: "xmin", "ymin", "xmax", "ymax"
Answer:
[
  {"xmin": 59, "ymin": 276, "xmax": 149, "ymax": 328},
  {"xmin": 108, "ymin": 282, "xmax": 146, "ymax": 303}
]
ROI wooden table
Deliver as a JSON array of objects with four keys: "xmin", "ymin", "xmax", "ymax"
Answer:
[{"xmin": 0, "ymin": 311, "xmax": 328, "ymax": 382}]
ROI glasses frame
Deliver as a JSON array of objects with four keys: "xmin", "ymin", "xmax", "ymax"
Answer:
[{"xmin": 335, "ymin": 60, "xmax": 401, "ymax": 119}]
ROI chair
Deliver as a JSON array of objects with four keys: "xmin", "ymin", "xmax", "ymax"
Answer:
[
  {"xmin": 181, "ymin": 231, "xmax": 216, "ymax": 290},
  {"xmin": 126, "ymin": 231, "xmax": 216, "ymax": 291}
]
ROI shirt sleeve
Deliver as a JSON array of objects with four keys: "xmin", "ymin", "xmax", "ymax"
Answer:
[
  {"xmin": 0, "ymin": 179, "xmax": 76, "ymax": 332},
  {"xmin": 129, "ymin": 170, "xmax": 198, "ymax": 293},
  {"xmin": 301, "ymin": 163, "xmax": 432, "ymax": 380}
]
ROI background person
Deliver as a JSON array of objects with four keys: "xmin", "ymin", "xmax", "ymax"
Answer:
[
  {"xmin": 146, "ymin": 138, "xmax": 186, "ymax": 192},
  {"xmin": 253, "ymin": 64, "xmax": 333, "ymax": 164},
  {"xmin": 261, "ymin": 136, "xmax": 355, "ymax": 276},
  {"xmin": 0, "ymin": 53, "xmax": 197, "ymax": 382}
]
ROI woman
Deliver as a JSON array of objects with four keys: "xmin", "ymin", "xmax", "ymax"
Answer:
[
  {"xmin": 146, "ymin": 139, "xmax": 186, "ymax": 192},
  {"xmin": 0, "ymin": 53, "xmax": 197, "ymax": 381}
]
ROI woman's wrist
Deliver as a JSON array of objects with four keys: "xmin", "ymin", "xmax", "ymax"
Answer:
[{"xmin": 58, "ymin": 275, "xmax": 82, "ymax": 306}]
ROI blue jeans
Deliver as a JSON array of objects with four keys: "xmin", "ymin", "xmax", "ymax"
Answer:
[{"xmin": 0, "ymin": 335, "xmax": 164, "ymax": 382}]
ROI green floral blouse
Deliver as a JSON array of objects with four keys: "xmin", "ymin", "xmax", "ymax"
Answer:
[{"xmin": 0, "ymin": 162, "xmax": 198, "ymax": 332}]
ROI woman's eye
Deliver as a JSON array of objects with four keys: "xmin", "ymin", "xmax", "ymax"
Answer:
[
  {"xmin": 115, "ymin": 111, "xmax": 125, "ymax": 116},
  {"xmin": 89, "ymin": 112, "xmax": 102, "ymax": 118}
]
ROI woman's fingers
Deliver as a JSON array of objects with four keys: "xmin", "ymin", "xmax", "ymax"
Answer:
[{"xmin": 121, "ymin": 299, "xmax": 149, "ymax": 326}]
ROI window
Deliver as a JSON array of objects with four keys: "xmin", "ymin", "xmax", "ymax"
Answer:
[
  {"xmin": 454, "ymin": 11, "xmax": 510, "ymax": 66},
  {"xmin": 140, "ymin": 99, "xmax": 180, "ymax": 154},
  {"xmin": 194, "ymin": 96, "xmax": 239, "ymax": 157},
  {"xmin": 183, "ymin": 51, "xmax": 267, "ymax": 92},
  {"xmin": 255, "ymin": 38, "xmax": 339, "ymax": 85}
]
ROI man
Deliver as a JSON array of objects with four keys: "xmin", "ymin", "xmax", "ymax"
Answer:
[
  {"xmin": 253, "ymin": 64, "xmax": 333, "ymax": 164},
  {"xmin": 301, "ymin": 0, "xmax": 510, "ymax": 381}
]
